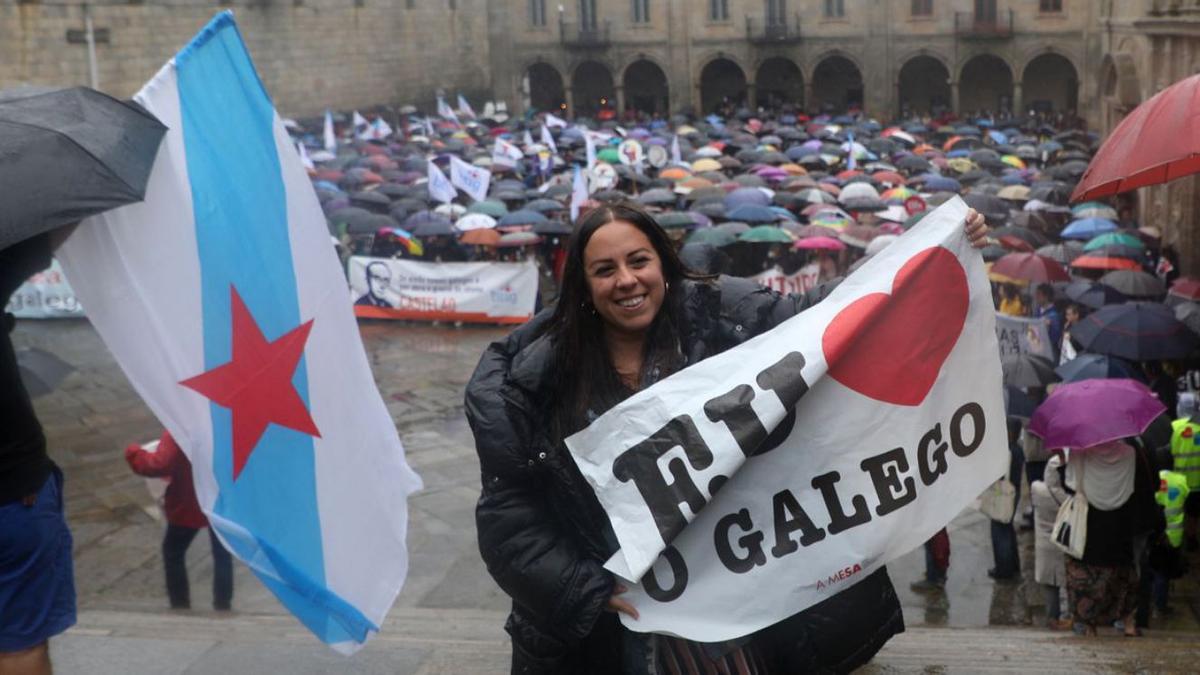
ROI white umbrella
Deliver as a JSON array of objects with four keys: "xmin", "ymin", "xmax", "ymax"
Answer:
[{"xmin": 455, "ymin": 213, "xmax": 498, "ymax": 232}]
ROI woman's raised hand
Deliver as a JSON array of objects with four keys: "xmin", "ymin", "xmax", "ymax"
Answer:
[{"xmin": 965, "ymin": 208, "xmax": 991, "ymax": 249}]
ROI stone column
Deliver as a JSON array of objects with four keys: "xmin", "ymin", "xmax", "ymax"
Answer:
[
  {"xmin": 565, "ymin": 86, "xmax": 575, "ymax": 119},
  {"xmin": 747, "ymin": 82, "xmax": 757, "ymax": 110},
  {"xmin": 803, "ymin": 82, "xmax": 814, "ymax": 114},
  {"xmin": 1012, "ymin": 82, "xmax": 1023, "ymax": 116},
  {"xmin": 950, "ymin": 80, "xmax": 960, "ymax": 115},
  {"xmin": 615, "ymin": 84, "xmax": 626, "ymax": 115}
]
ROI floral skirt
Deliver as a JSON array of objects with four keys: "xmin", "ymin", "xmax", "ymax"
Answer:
[{"xmin": 1064, "ymin": 557, "xmax": 1136, "ymax": 626}]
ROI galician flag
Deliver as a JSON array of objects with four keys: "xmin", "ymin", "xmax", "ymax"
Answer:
[
  {"xmin": 456, "ymin": 93, "xmax": 476, "ymax": 119},
  {"xmin": 541, "ymin": 125, "xmax": 557, "ymax": 154},
  {"xmin": 437, "ymin": 96, "xmax": 460, "ymax": 125},
  {"xmin": 352, "ymin": 110, "xmax": 371, "ymax": 140},
  {"xmin": 56, "ymin": 12, "xmax": 422, "ymax": 653},
  {"xmin": 427, "ymin": 160, "xmax": 457, "ymax": 204},
  {"xmin": 323, "ymin": 109, "xmax": 336, "ymax": 152}
]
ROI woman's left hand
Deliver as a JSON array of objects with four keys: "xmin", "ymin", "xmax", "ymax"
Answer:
[{"xmin": 965, "ymin": 208, "xmax": 991, "ymax": 249}]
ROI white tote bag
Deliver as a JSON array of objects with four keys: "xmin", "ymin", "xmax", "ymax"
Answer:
[
  {"xmin": 978, "ymin": 478, "xmax": 1017, "ymax": 523},
  {"xmin": 1051, "ymin": 462, "xmax": 1087, "ymax": 558}
]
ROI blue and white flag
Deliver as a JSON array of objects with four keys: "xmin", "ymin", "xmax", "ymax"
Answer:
[
  {"xmin": 370, "ymin": 117, "xmax": 393, "ymax": 140},
  {"xmin": 296, "ymin": 140, "xmax": 314, "ymax": 170},
  {"xmin": 541, "ymin": 125, "xmax": 557, "ymax": 154},
  {"xmin": 56, "ymin": 12, "xmax": 422, "ymax": 654},
  {"xmin": 544, "ymin": 112, "xmax": 568, "ymax": 128},
  {"xmin": 456, "ymin": 93, "xmax": 476, "ymax": 119},
  {"xmin": 846, "ymin": 131, "xmax": 857, "ymax": 171},
  {"xmin": 427, "ymin": 160, "xmax": 457, "ymax": 204},
  {"xmin": 323, "ymin": 109, "xmax": 336, "ymax": 153},
  {"xmin": 449, "ymin": 155, "xmax": 490, "ymax": 202},
  {"xmin": 437, "ymin": 96, "xmax": 460, "ymax": 125},
  {"xmin": 522, "ymin": 129, "xmax": 534, "ymax": 149},
  {"xmin": 352, "ymin": 110, "xmax": 371, "ymax": 141},
  {"xmin": 493, "ymin": 137, "xmax": 524, "ymax": 167},
  {"xmin": 570, "ymin": 165, "xmax": 589, "ymax": 222},
  {"xmin": 671, "ymin": 134, "xmax": 683, "ymax": 166}
]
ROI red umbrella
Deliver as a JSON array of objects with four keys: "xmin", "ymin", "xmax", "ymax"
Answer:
[
  {"xmin": 1169, "ymin": 277, "xmax": 1200, "ymax": 302},
  {"xmin": 997, "ymin": 235, "xmax": 1034, "ymax": 252},
  {"xmin": 990, "ymin": 253, "xmax": 1070, "ymax": 283},
  {"xmin": 1070, "ymin": 254, "xmax": 1142, "ymax": 271},
  {"xmin": 1072, "ymin": 73, "xmax": 1200, "ymax": 202}
]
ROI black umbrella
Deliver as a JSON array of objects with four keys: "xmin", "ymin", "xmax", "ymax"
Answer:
[
  {"xmin": 1062, "ymin": 280, "xmax": 1126, "ymax": 309},
  {"xmin": 1054, "ymin": 353, "xmax": 1141, "ymax": 383},
  {"xmin": 1, "ymin": 86, "xmax": 167, "ymax": 251},
  {"xmin": 1001, "ymin": 353, "xmax": 1060, "ymax": 388},
  {"xmin": 345, "ymin": 213, "xmax": 399, "ymax": 236},
  {"xmin": 1072, "ymin": 302, "xmax": 1200, "ymax": 361},
  {"xmin": 532, "ymin": 219, "xmax": 572, "ymax": 235},
  {"xmin": 411, "ymin": 218, "xmax": 455, "ymax": 237},
  {"xmin": 1004, "ymin": 385, "xmax": 1037, "ymax": 420},
  {"xmin": 1100, "ymin": 270, "xmax": 1164, "ymax": 299},
  {"xmin": 679, "ymin": 242, "xmax": 732, "ymax": 275}
]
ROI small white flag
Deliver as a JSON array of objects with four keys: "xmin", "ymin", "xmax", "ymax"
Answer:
[
  {"xmin": 427, "ymin": 161, "xmax": 458, "ymax": 204},
  {"xmin": 570, "ymin": 165, "xmax": 589, "ymax": 222},
  {"xmin": 371, "ymin": 117, "xmax": 394, "ymax": 140},
  {"xmin": 449, "ymin": 155, "xmax": 491, "ymax": 202},
  {"xmin": 585, "ymin": 132, "xmax": 597, "ymax": 170},
  {"xmin": 323, "ymin": 109, "xmax": 336, "ymax": 152},
  {"xmin": 457, "ymin": 94, "xmax": 476, "ymax": 119},
  {"xmin": 493, "ymin": 138, "xmax": 524, "ymax": 167},
  {"xmin": 296, "ymin": 141, "xmax": 314, "ymax": 170},
  {"xmin": 352, "ymin": 111, "xmax": 371, "ymax": 140},
  {"xmin": 424, "ymin": 117, "xmax": 436, "ymax": 138},
  {"xmin": 437, "ymin": 96, "xmax": 461, "ymax": 125},
  {"xmin": 541, "ymin": 125, "xmax": 557, "ymax": 154},
  {"xmin": 545, "ymin": 112, "xmax": 568, "ymax": 128},
  {"xmin": 671, "ymin": 134, "xmax": 683, "ymax": 166}
]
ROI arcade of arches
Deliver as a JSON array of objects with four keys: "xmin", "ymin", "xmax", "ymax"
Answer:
[{"xmin": 530, "ymin": 51, "xmax": 1079, "ymax": 118}]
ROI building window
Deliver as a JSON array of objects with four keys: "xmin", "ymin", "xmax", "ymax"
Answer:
[
  {"xmin": 709, "ymin": 0, "xmax": 729, "ymax": 20},
  {"xmin": 632, "ymin": 0, "xmax": 650, "ymax": 23},
  {"xmin": 823, "ymin": 0, "xmax": 844, "ymax": 18},
  {"xmin": 405, "ymin": 0, "xmax": 414, "ymax": 8},
  {"xmin": 1039, "ymin": 0, "xmax": 1062, "ymax": 11},
  {"xmin": 580, "ymin": 0, "xmax": 597, "ymax": 30},
  {"xmin": 530, "ymin": 0, "xmax": 546, "ymax": 25},
  {"xmin": 911, "ymin": 0, "xmax": 932, "ymax": 16},
  {"xmin": 766, "ymin": 0, "xmax": 787, "ymax": 26}
]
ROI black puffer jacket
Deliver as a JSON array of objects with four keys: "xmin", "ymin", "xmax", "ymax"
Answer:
[{"xmin": 466, "ymin": 276, "xmax": 904, "ymax": 674}]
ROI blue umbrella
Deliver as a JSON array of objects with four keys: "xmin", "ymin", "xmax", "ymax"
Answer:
[
  {"xmin": 1061, "ymin": 217, "xmax": 1119, "ymax": 240},
  {"xmin": 726, "ymin": 204, "xmax": 780, "ymax": 224},
  {"xmin": 724, "ymin": 187, "xmax": 770, "ymax": 210},
  {"xmin": 923, "ymin": 175, "xmax": 962, "ymax": 192},
  {"xmin": 1055, "ymin": 354, "xmax": 1142, "ymax": 383}
]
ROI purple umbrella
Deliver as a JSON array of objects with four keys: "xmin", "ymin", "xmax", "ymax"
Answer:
[
  {"xmin": 723, "ymin": 187, "xmax": 770, "ymax": 210},
  {"xmin": 1028, "ymin": 379, "xmax": 1166, "ymax": 451}
]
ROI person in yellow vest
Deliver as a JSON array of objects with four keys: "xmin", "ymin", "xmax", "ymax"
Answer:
[
  {"xmin": 1147, "ymin": 471, "xmax": 1190, "ymax": 617},
  {"xmin": 1169, "ymin": 413, "xmax": 1200, "ymax": 550}
]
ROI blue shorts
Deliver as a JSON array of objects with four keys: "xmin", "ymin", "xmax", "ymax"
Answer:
[{"xmin": 0, "ymin": 468, "xmax": 76, "ymax": 652}]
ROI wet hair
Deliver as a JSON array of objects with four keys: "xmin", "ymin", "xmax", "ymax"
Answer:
[
  {"xmin": 1035, "ymin": 283, "xmax": 1054, "ymax": 302},
  {"xmin": 543, "ymin": 201, "xmax": 710, "ymax": 438}
]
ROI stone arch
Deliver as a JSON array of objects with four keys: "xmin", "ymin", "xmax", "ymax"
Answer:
[
  {"xmin": 810, "ymin": 52, "xmax": 864, "ymax": 112},
  {"xmin": 755, "ymin": 56, "xmax": 804, "ymax": 108},
  {"xmin": 524, "ymin": 62, "xmax": 565, "ymax": 114},
  {"xmin": 1020, "ymin": 51, "xmax": 1079, "ymax": 114},
  {"xmin": 898, "ymin": 54, "xmax": 951, "ymax": 117},
  {"xmin": 1100, "ymin": 53, "xmax": 1141, "ymax": 133},
  {"xmin": 699, "ymin": 56, "xmax": 748, "ymax": 113},
  {"xmin": 958, "ymin": 53, "xmax": 1013, "ymax": 115},
  {"xmin": 623, "ymin": 58, "xmax": 670, "ymax": 116},
  {"xmin": 570, "ymin": 60, "xmax": 616, "ymax": 117}
]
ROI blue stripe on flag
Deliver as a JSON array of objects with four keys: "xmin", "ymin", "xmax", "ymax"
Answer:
[{"xmin": 176, "ymin": 11, "xmax": 376, "ymax": 644}]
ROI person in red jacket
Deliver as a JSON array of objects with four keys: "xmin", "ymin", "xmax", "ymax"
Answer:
[{"xmin": 125, "ymin": 432, "xmax": 233, "ymax": 611}]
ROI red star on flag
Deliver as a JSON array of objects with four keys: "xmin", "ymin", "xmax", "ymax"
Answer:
[{"xmin": 180, "ymin": 286, "xmax": 321, "ymax": 480}]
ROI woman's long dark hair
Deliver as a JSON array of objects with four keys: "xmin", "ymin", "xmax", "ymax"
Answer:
[{"xmin": 543, "ymin": 201, "xmax": 710, "ymax": 440}]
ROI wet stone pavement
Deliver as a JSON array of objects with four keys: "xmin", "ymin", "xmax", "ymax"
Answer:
[{"xmin": 13, "ymin": 317, "xmax": 1200, "ymax": 673}]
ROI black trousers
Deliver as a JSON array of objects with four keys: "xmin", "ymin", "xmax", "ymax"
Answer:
[{"xmin": 162, "ymin": 524, "xmax": 233, "ymax": 610}]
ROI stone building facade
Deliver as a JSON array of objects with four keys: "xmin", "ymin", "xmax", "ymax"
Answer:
[
  {"xmin": 1096, "ymin": 0, "xmax": 1200, "ymax": 276},
  {"xmin": 0, "ymin": 0, "xmax": 493, "ymax": 117},
  {"xmin": 487, "ymin": 0, "xmax": 1100, "ymax": 123}
]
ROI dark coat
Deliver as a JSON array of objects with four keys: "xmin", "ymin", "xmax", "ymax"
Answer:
[{"xmin": 466, "ymin": 276, "xmax": 904, "ymax": 674}]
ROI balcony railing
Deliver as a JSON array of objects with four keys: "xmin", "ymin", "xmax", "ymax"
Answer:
[
  {"xmin": 746, "ymin": 14, "xmax": 801, "ymax": 44},
  {"xmin": 954, "ymin": 9, "xmax": 1014, "ymax": 39},
  {"xmin": 560, "ymin": 20, "xmax": 611, "ymax": 49}
]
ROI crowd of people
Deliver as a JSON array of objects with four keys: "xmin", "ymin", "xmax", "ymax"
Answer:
[{"xmin": 286, "ymin": 99, "xmax": 1200, "ymax": 671}]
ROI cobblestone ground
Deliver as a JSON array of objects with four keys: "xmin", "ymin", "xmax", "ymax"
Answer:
[{"xmin": 13, "ymin": 317, "xmax": 1200, "ymax": 673}]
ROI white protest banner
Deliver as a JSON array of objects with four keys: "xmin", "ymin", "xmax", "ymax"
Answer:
[
  {"xmin": 348, "ymin": 257, "xmax": 537, "ymax": 324},
  {"xmin": 449, "ymin": 155, "xmax": 491, "ymax": 203},
  {"xmin": 4, "ymin": 259, "xmax": 85, "ymax": 318},
  {"xmin": 493, "ymin": 138, "xmax": 524, "ymax": 167},
  {"xmin": 427, "ymin": 161, "xmax": 457, "ymax": 204},
  {"xmin": 750, "ymin": 263, "xmax": 820, "ymax": 296},
  {"xmin": 565, "ymin": 197, "xmax": 1007, "ymax": 642},
  {"xmin": 994, "ymin": 313, "xmax": 1053, "ymax": 361}
]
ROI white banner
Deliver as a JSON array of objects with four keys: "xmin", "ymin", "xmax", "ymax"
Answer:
[
  {"xmin": 564, "ymin": 197, "xmax": 1007, "ymax": 641},
  {"xmin": 348, "ymin": 257, "xmax": 537, "ymax": 324},
  {"xmin": 750, "ymin": 263, "xmax": 820, "ymax": 296},
  {"xmin": 4, "ymin": 259, "xmax": 85, "ymax": 318},
  {"xmin": 994, "ymin": 313, "xmax": 1053, "ymax": 361}
]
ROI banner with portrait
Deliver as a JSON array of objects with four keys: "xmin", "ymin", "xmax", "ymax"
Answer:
[
  {"xmin": 564, "ymin": 197, "xmax": 1008, "ymax": 641},
  {"xmin": 994, "ymin": 313, "xmax": 1053, "ymax": 361},
  {"xmin": 348, "ymin": 257, "xmax": 537, "ymax": 324}
]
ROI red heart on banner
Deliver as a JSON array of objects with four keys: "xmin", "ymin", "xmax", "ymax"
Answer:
[{"xmin": 822, "ymin": 246, "xmax": 969, "ymax": 406}]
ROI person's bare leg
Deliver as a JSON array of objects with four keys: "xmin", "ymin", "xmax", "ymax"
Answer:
[{"xmin": 0, "ymin": 641, "xmax": 52, "ymax": 675}]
